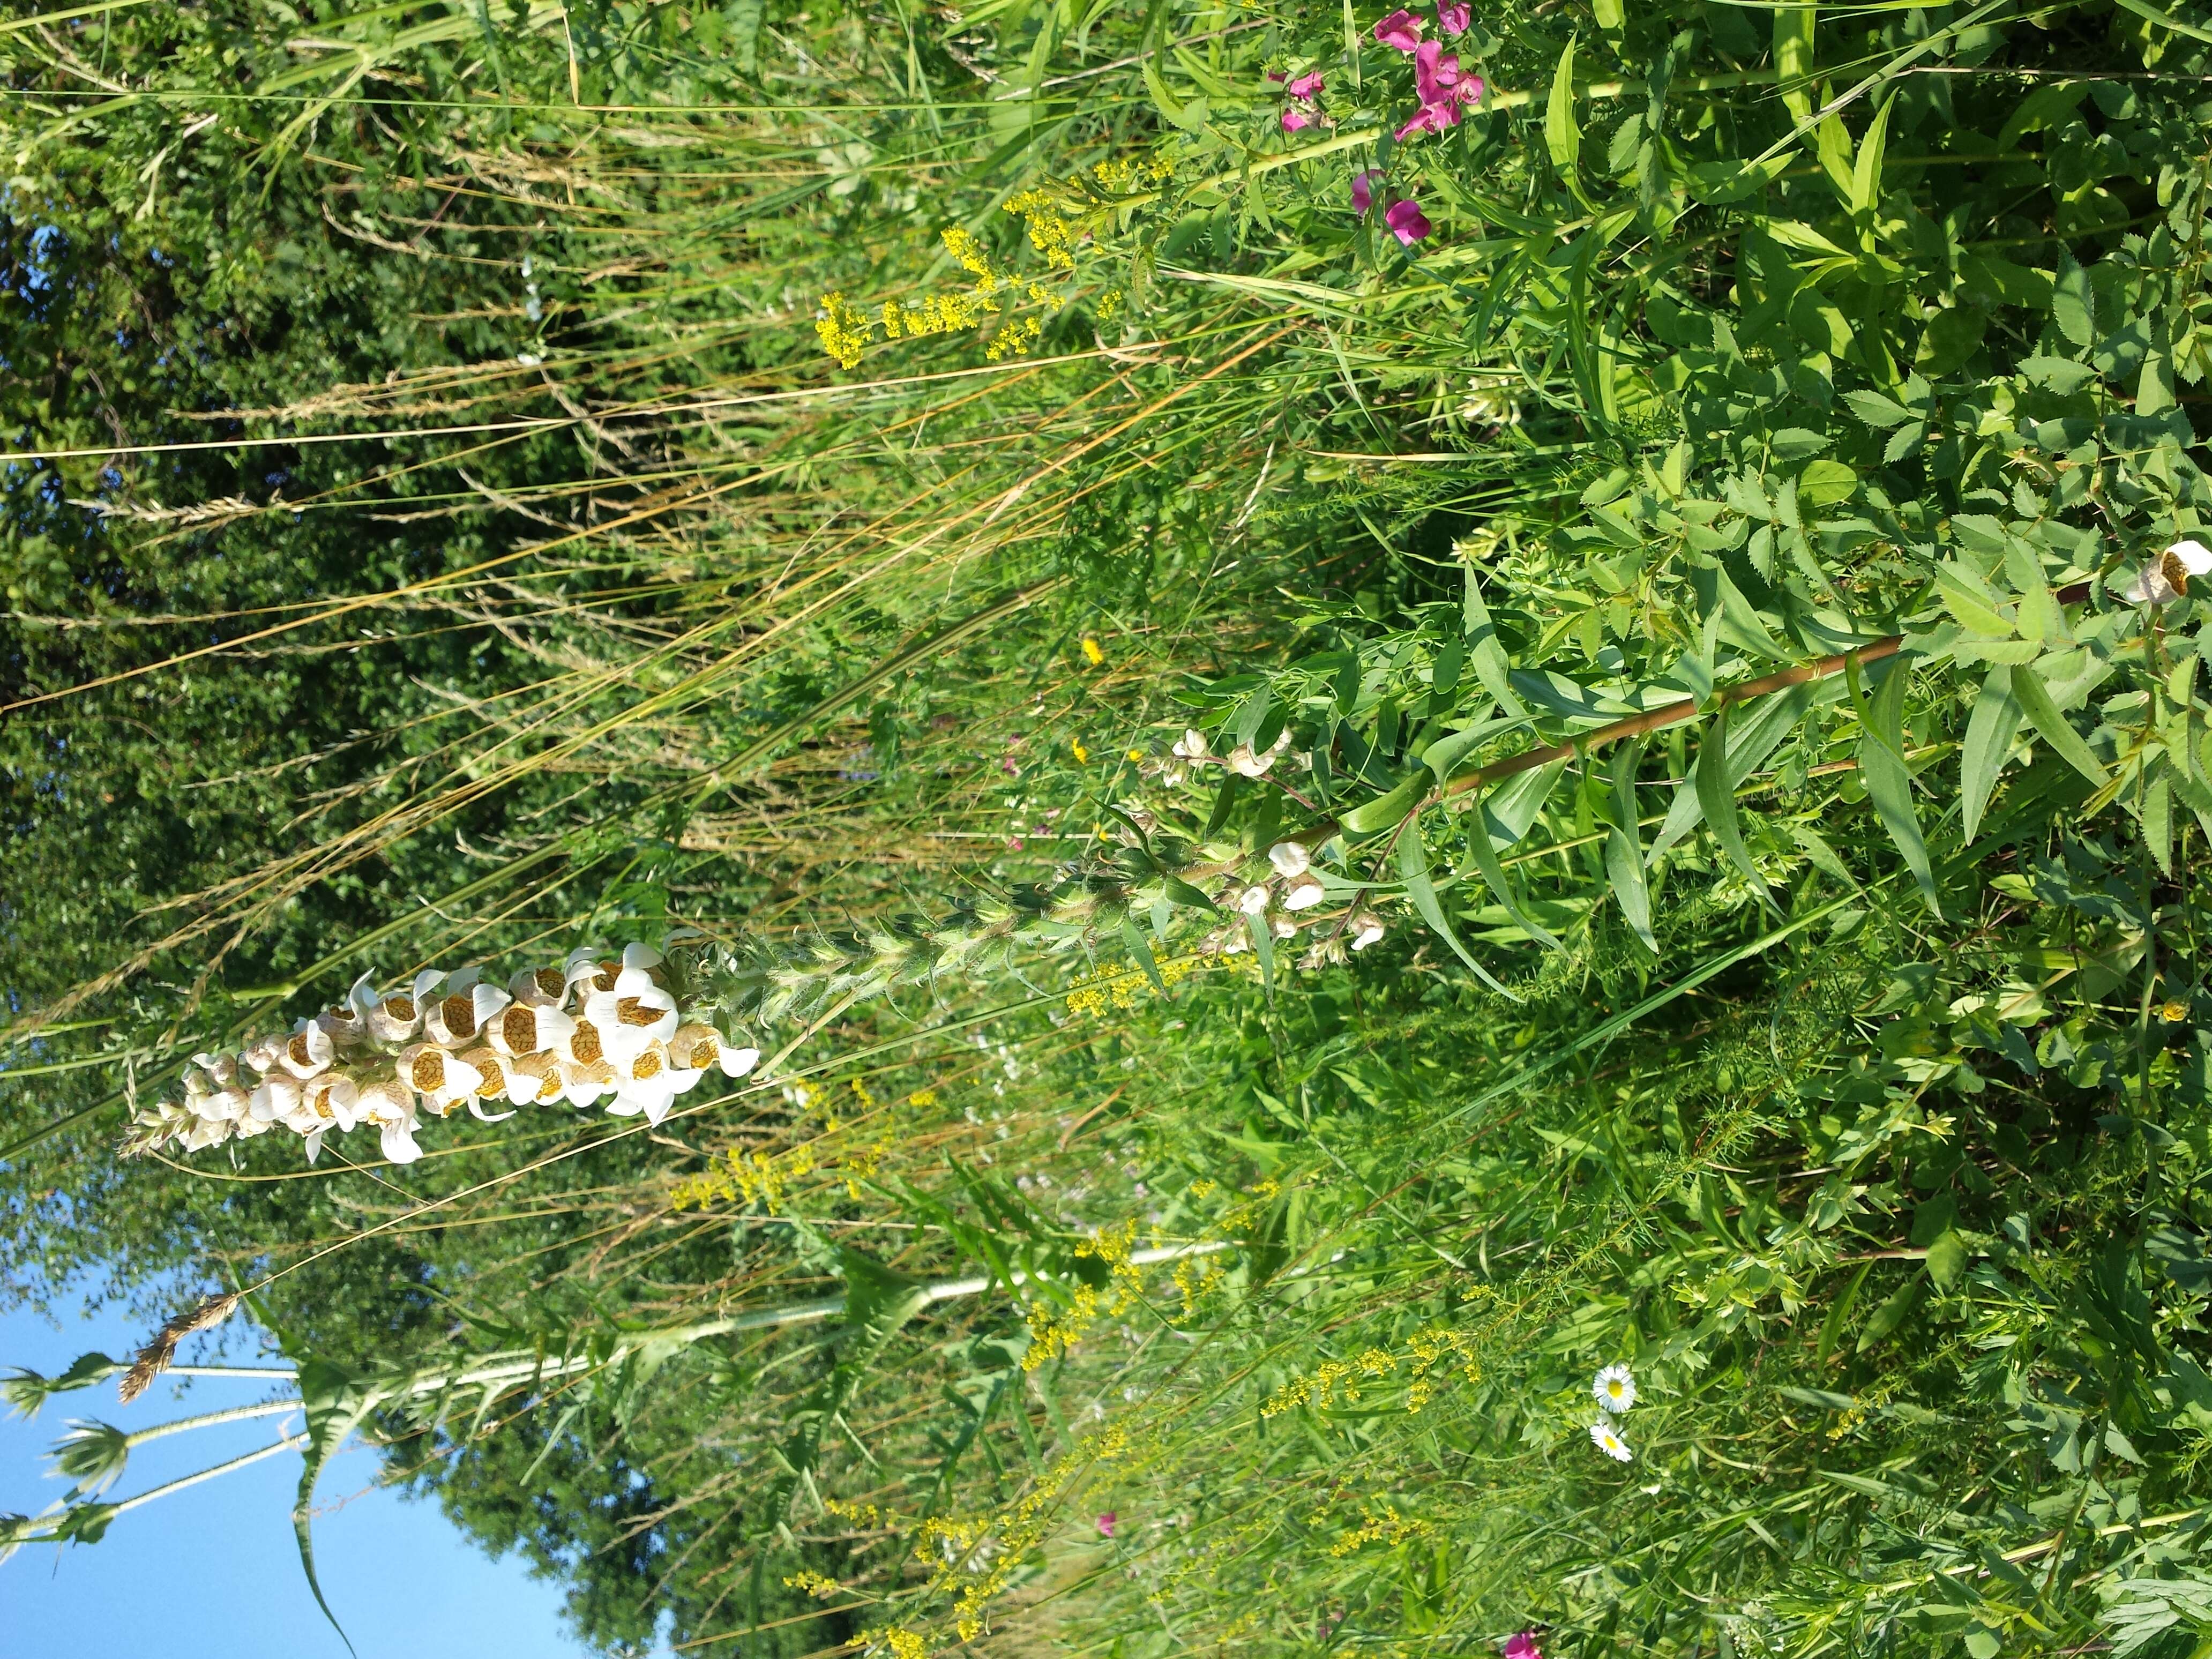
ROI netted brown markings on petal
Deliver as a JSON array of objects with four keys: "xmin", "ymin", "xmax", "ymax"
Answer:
[
  {"xmin": 677, "ymin": 1030, "xmax": 718, "ymax": 1069},
  {"xmin": 502, "ymin": 1006, "xmax": 540, "ymax": 1052},
  {"xmin": 2162, "ymin": 547, "xmax": 2194, "ymax": 597},
  {"xmin": 534, "ymin": 967, "xmax": 565, "ymax": 999},
  {"xmin": 474, "ymin": 1053, "xmax": 511, "ymax": 1097},
  {"xmin": 633, "ymin": 1048, "xmax": 665, "ymax": 1080},
  {"xmin": 616, "ymin": 996, "xmax": 666, "ymax": 1028},
  {"xmin": 384, "ymin": 995, "xmax": 417, "ymax": 1022},
  {"xmin": 288, "ymin": 1033, "xmax": 317, "ymax": 1068},
  {"xmin": 410, "ymin": 1049, "xmax": 449, "ymax": 1092},
  {"xmin": 440, "ymin": 993, "xmax": 480, "ymax": 1041},
  {"xmin": 570, "ymin": 1020, "xmax": 604, "ymax": 1065}
]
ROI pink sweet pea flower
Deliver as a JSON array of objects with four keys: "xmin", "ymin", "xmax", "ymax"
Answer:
[
  {"xmin": 1384, "ymin": 198, "xmax": 1431, "ymax": 245},
  {"xmin": 1398, "ymin": 42, "xmax": 1484, "ymax": 137},
  {"xmin": 1437, "ymin": 0, "xmax": 1471, "ymax": 32},
  {"xmin": 1096, "ymin": 1511, "xmax": 1118, "ymax": 1538},
  {"xmin": 1351, "ymin": 169, "xmax": 1385, "ymax": 214},
  {"xmin": 1286, "ymin": 70, "xmax": 1326, "ymax": 98},
  {"xmin": 1373, "ymin": 8, "xmax": 1423, "ymax": 49},
  {"xmin": 1282, "ymin": 105, "xmax": 1315, "ymax": 131},
  {"xmin": 1503, "ymin": 1634, "xmax": 1542, "ymax": 1659}
]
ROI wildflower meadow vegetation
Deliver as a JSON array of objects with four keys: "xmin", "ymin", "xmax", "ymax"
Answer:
[{"xmin": 6, "ymin": 0, "xmax": 2212, "ymax": 1654}]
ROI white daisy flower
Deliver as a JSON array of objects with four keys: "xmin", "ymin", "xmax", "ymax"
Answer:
[
  {"xmin": 1593, "ymin": 1364, "xmax": 1637, "ymax": 1414},
  {"xmin": 1589, "ymin": 1420, "xmax": 1633, "ymax": 1462}
]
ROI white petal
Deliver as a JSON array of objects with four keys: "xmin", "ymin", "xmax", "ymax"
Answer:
[
  {"xmin": 303, "ymin": 1129, "xmax": 325, "ymax": 1165},
  {"xmin": 1238, "ymin": 885, "xmax": 1272, "ymax": 916},
  {"xmin": 1267, "ymin": 841, "xmax": 1311, "ymax": 878},
  {"xmin": 380, "ymin": 1121, "xmax": 423, "ymax": 1164},
  {"xmin": 2172, "ymin": 538, "xmax": 2212, "ymax": 576},
  {"xmin": 719, "ymin": 1043, "xmax": 761, "ymax": 1079}
]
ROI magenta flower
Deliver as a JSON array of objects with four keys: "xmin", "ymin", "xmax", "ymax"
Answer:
[
  {"xmin": 1384, "ymin": 198, "xmax": 1431, "ymax": 245},
  {"xmin": 1373, "ymin": 8, "xmax": 1423, "ymax": 50},
  {"xmin": 1096, "ymin": 1512, "xmax": 1118, "ymax": 1538},
  {"xmin": 1396, "ymin": 40, "xmax": 1484, "ymax": 137},
  {"xmin": 1437, "ymin": 0, "xmax": 1471, "ymax": 32},
  {"xmin": 1350, "ymin": 168, "xmax": 1385, "ymax": 215},
  {"xmin": 1271, "ymin": 68, "xmax": 1326, "ymax": 133},
  {"xmin": 1503, "ymin": 1634, "xmax": 1542, "ymax": 1659}
]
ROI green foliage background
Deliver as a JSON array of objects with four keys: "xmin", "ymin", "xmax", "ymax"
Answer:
[{"xmin": 6, "ymin": 0, "xmax": 2212, "ymax": 1654}]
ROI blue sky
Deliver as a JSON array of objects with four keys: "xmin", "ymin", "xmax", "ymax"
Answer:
[{"xmin": 0, "ymin": 1290, "xmax": 601, "ymax": 1659}]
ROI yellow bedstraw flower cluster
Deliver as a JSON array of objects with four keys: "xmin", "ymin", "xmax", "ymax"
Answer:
[
  {"xmin": 1064, "ymin": 951, "xmax": 1210, "ymax": 1018},
  {"xmin": 1328, "ymin": 1505, "xmax": 1434, "ymax": 1558},
  {"xmin": 1023, "ymin": 1220, "xmax": 1143, "ymax": 1367},
  {"xmin": 123, "ymin": 943, "xmax": 760, "ymax": 1167},
  {"xmin": 1087, "ymin": 153, "xmax": 1176, "ymax": 195},
  {"xmin": 1262, "ymin": 1325, "xmax": 1483, "ymax": 1418},
  {"xmin": 862, "ymin": 1627, "xmax": 929, "ymax": 1659},
  {"xmin": 784, "ymin": 1570, "xmax": 841, "ymax": 1600}
]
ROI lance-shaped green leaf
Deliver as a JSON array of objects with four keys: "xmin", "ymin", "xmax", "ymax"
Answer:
[
  {"xmin": 1605, "ymin": 742, "xmax": 1656, "ymax": 953},
  {"xmin": 1694, "ymin": 705, "xmax": 1767, "ymax": 893},
  {"xmin": 1465, "ymin": 794, "xmax": 1561, "ymax": 950},
  {"xmin": 2010, "ymin": 661, "xmax": 2109, "ymax": 786},
  {"xmin": 294, "ymin": 1356, "xmax": 384, "ymax": 1657},
  {"xmin": 1342, "ymin": 772, "xmax": 1430, "ymax": 836},
  {"xmin": 1461, "ymin": 567, "xmax": 1526, "ymax": 717},
  {"xmin": 1398, "ymin": 816, "xmax": 1513, "ymax": 995},
  {"xmin": 1859, "ymin": 661, "xmax": 1940, "ymax": 916},
  {"xmin": 1651, "ymin": 683, "xmax": 1817, "ymax": 857},
  {"xmin": 1545, "ymin": 38, "xmax": 1581, "ymax": 175},
  {"xmin": 1960, "ymin": 663, "xmax": 2024, "ymax": 842}
]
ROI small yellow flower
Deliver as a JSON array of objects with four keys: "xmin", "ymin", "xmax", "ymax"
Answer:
[
  {"xmin": 1073, "ymin": 741, "xmax": 1090, "ymax": 763},
  {"xmin": 2162, "ymin": 999, "xmax": 2190, "ymax": 1023},
  {"xmin": 1081, "ymin": 636, "xmax": 1105, "ymax": 666}
]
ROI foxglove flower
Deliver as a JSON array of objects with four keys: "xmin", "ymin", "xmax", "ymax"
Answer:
[
  {"xmin": 606, "ymin": 1041, "xmax": 684, "ymax": 1125},
  {"xmin": 426, "ymin": 978, "xmax": 511, "ymax": 1048},
  {"xmin": 397, "ymin": 1042, "xmax": 484, "ymax": 1115},
  {"xmin": 585, "ymin": 976, "xmax": 679, "ymax": 1064},
  {"xmin": 490, "ymin": 999, "xmax": 575, "ymax": 1058},
  {"xmin": 671, "ymin": 1023, "xmax": 761, "ymax": 1079}
]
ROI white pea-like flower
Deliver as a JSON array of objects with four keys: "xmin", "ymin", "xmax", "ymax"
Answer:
[
  {"xmin": 1350, "ymin": 913, "xmax": 1386, "ymax": 951},
  {"xmin": 2125, "ymin": 537, "xmax": 2212, "ymax": 604},
  {"xmin": 1268, "ymin": 841, "xmax": 1311, "ymax": 878},
  {"xmin": 1271, "ymin": 915, "xmax": 1297, "ymax": 939},
  {"xmin": 1171, "ymin": 728, "xmax": 1209, "ymax": 760},
  {"xmin": 1593, "ymin": 1364, "xmax": 1637, "ymax": 1414},
  {"xmin": 1228, "ymin": 743, "xmax": 1275, "ymax": 778},
  {"xmin": 1238, "ymin": 885, "xmax": 1273, "ymax": 916},
  {"xmin": 1283, "ymin": 875, "xmax": 1327, "ymax": 911},
  {"xmin": 1589, "ymin": 1420, "xmax": 1633, "ymax": 1462}
]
